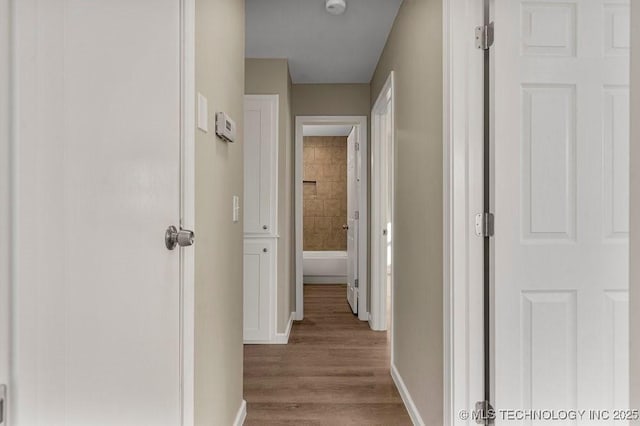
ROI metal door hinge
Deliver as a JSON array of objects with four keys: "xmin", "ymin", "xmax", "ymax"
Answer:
[
  {"xmin": 474, "ymin": 400, "xmax": 495, "ymax": 424},
  {"xmin": 475, "ymin": 23, "xmax": 494, "ymax": 50},
  {"xmin": 475, "ymin": 212, "xmax": 494, "ymax": 237},
  {"xmin": 355, "ymin": 142, "xmax": 360, "ymax": 151},
  {"xmin": 354, "ymin": 279, "xmax": 359, "ymax": 288},
  {"xmin": 0, "ymin": 384, "xmax": 7, "ymax": 424},
  {"xmin": 354, "ymin": 210, "xmax": 360, "ymax": 220}
]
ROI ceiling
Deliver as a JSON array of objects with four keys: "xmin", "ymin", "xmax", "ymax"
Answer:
[
  {"xmin": 245, "ymin": 0, "xmax": 403, "ymax": 84},
  {"xmin": 303, "ymin": 124, "xmax": 353, "ymax": 136}
]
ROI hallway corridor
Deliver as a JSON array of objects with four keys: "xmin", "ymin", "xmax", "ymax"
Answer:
[{"xmin": 243, "ymin": 284, "xmax": 411, "ymax": 425}]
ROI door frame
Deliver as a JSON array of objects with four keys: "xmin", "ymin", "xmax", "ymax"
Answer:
[
  {"xmin": 370, "ymin": 71, "xmax": 394, "ymax": 333},
  {"xmin": 443, "ymin": 0, "xmax": 487, "ymax": 424},
  {"xmin": 179, "ymin": 0, "xmax": 196, "ymax": 424},
  {"xmin": 294, "ymin": 116, "xmax": 368, "ymax": 322},
  {"xmin": 632, "ymin": 0, "xmax": 640, "ymax": 413},
  {"xmin": 3, "ymin": 1, "xmax": 196, "ymax": 424},
  {"xmin": 0, "ymin": 0, "xmax": 11, "ymax": 404}
]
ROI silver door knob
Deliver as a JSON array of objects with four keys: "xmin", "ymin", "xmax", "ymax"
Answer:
[
  {"xmin": 382, "ymin": 229, "xmax": 387, "ymax": 236},
  {"xmin": 165, "ymin": 225, "xmax": 195, "ymax": 250},
  {"xmin": 263, "ymin": 225, "xmax": 268, "ymax": 230},
  {"xmin": 342, "ymin": 224, "xmax": 349, "ymax": 230}
]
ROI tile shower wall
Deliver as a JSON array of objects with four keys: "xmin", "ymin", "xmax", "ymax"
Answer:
[{"xmin": 303, "ymin": 136, "xmax": 348, "ymax": 251}]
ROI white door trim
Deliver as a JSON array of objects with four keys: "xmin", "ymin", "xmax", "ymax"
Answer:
[
  {"xmin": 370, "ymin": 71, "xmax": 394, "ymax": 333},
  {"xmin": 443, "ymin": 0, "xmax": 485, "ymax": 424},
  {"xmin": 179, "ymin": 0, "xmax": 196, "ymax": 424},
  {"xmin": 632, "ymin": 0, "xmax": 640, "ymax": 413},
  {"xmin": 0, "ymin": 0, "xmax": 11, "ymax": 398},
  {"xmin": 294, "ymin": 116, "xmax": 368, "ymax": 321}
]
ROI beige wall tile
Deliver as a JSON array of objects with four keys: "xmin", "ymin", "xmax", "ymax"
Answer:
[
  {"xmin": 322, "ymin": 164, "xmax": 343, "ymax": 181},
  {"xmin": 303, "ymin": 146, "xmax": 315, "ymax": 162},
  {"xmin": 303, "ymin": 199, "xmax": 323, "ymax": 217},
  {"xmin": 304, "ymin": 164, "xmax": 321, "ymax": 181},
  {"xmin": 316, "ymin": 181, "xmax": 332, "ymax": 198},
  {"xmin": 323, "ymin": 199, "xmax": 342, "ymax": 217},
  {"xmin": 303, "ymin": 135, "xmax": 348, "ymax": 251},
  {"xmin": 331, "ymin": 181, "xmax": 346, "ymax": 200},
  {"xmin": 315, "ymin": 217, "xmax": 332, "ymax": 231},
  {"xmin": 314, "ymin": 146, "xmax": 333, "ymax": 163},
  {"xmin": 303, "ymin": 217, "xmax": 314, "ymax": 233}
]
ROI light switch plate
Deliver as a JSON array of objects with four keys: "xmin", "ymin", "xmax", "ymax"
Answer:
[
  {"xmin": 232, "ymin": 195, "xmax": 240, "ymax": 223},
  {"xmin": 197, "ymin": 92, "xmax": 208, "ymax": 132}
]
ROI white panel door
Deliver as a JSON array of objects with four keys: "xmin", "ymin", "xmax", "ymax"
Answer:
[
  {"xmin": 243, "ymin": 240, "xmax": 273, "ymax": 342},
  {"xmin": 346, "ymin": 127, "xmax": 359, "ymax": 314},
  {"xmin": 12, "ymin": 1, "xmax": 184, "ymax": 424},
  {"xmin": 244, "ymin": 95, "xmax": 278, "ymax": 236},
  {"xmin": 493, "ymin": 0, "xmax": 630, "ymax": 417}
]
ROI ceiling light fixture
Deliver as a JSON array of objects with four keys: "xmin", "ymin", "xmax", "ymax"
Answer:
[{"xmin": 325, "ymin": 0, "xmax": 346, "ymax": 16}]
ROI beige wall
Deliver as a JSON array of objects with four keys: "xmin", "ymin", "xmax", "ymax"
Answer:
[
  {"xmin": 292, "ymin": 84, "xmax": 370, "ymax": 117},
  {"xmin": 370, "ymin": 0, "xmax": 443, "ymax": 423},
  {"xmin": 303, "ymin": 136, "xmax": 348, "ymax": 251},
  {"xmin": 194, "ymin": 0, "xmax": 245, "ymax": 424},
  {"xmin": 631, "ymin": 1, "xmax": 639, "ymax": 414},
  {"xmin": 245, "ymin": 58, "xmax": 295, "ymax": 333}
]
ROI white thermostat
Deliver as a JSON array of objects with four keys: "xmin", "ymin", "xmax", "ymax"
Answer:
[{"xmin": 215, "ymin": 112, "xmax": 236, "ymax": 143}]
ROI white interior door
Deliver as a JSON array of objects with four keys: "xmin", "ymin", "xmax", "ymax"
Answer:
[
  {"xmin": 11, "ymin": 1, "xmax": 185, "ymax": 424},
  {"xmin": 346, "ymin": 127, "xmax": 359, "ymax": 314},
  {"xmin": 493, "ymin": 0, "xmax": 630, "ymax": 416}
]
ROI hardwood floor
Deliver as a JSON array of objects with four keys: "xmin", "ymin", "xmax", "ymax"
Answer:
[{"xmin": 244, "ymin": 284, "xmax": 412, "ymax": 425}]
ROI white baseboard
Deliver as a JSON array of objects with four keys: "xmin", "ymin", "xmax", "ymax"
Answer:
[
  {"xmin": 233, "ymin": 399, "xmax": 247, "ymax": 426},
  {"xmin": 273, "ymin": 312, "xmax": 295, "ymax": 344},
  {"xmin": 244, "ymin": 312, "xmax": 295, "ymax": 345},
  {"xmin": 303, "ymin": 275, "xmax": 347, "ymax": 284},
  {"xmin": 391, "ymin": 364, "xmax": 425, "ymax": 426}
]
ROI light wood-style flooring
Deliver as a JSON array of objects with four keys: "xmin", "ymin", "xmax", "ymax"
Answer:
[{"xmin": 244, "ymin": 284, "xmax": 412, "ymax": 425}]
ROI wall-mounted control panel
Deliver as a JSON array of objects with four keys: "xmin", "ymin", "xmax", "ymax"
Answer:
[{"xmin": 215, "ymin": 112, "xmax": 236, "ymax": 143}]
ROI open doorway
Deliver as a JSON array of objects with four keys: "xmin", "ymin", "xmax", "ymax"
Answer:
[{"xmin": 294, "ymin": 116, "xmax": 368, "ymax": 322}]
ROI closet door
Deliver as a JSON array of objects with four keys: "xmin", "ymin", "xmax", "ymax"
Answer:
[
  {"xmin": 244, "ymin": 95, "xmax": 278, "ymax": 236},
  {"xmin": 243, "ymin": 240, "xmax": 273, "ymax": 342}
]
